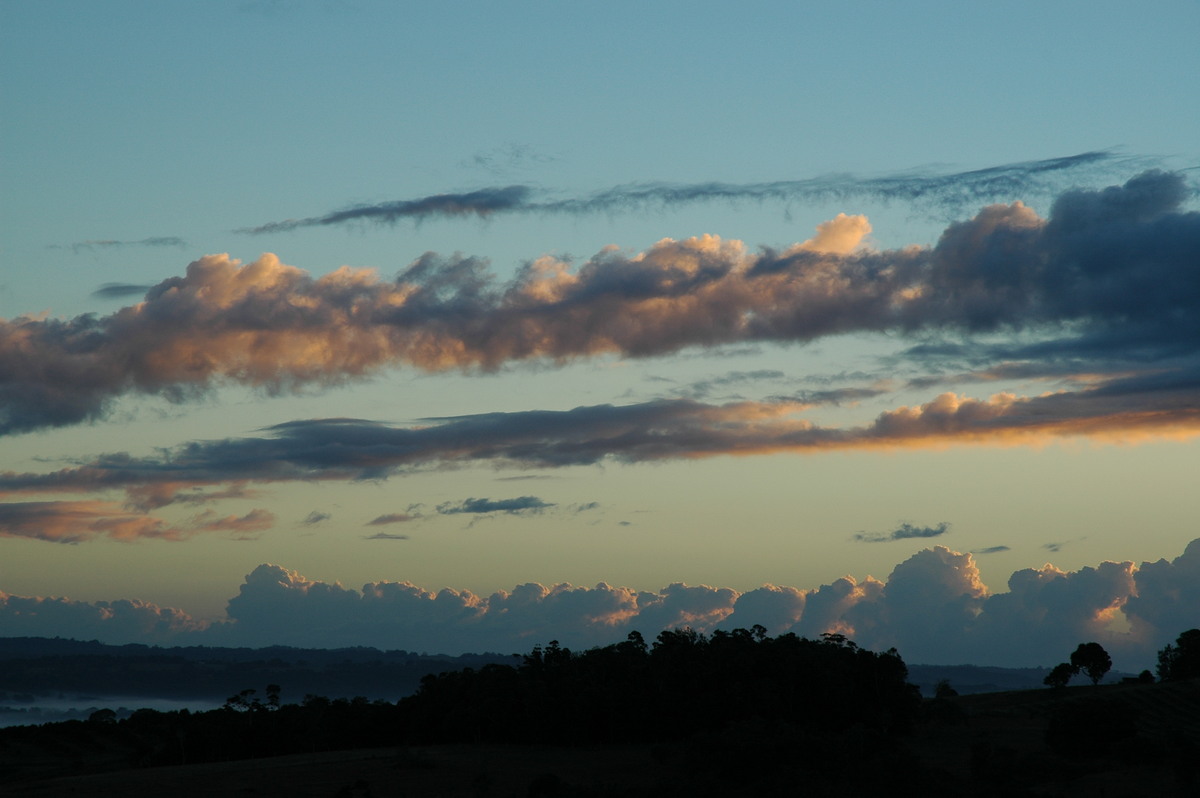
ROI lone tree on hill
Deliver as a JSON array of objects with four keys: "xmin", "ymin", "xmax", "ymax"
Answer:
[{"xmin": 1070, "ymin": 642, "xmax": 1112, "ymax": 685}]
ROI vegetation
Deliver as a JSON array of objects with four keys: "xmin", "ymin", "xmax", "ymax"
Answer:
[
  {"xmin": 1044, "ymin": 641, "xmax": 1113, "ymax": 687},
  {"xmin": 1071, "ymin": 642, "xmax": 1113, "ymax": 686},
  {"xmin": 2, "ymin": 628, "xmax": 1199, "ymax": 795},
  {"xmin": 1157, "ymin": 628, "xmax": 1200, "ymax": 681}
]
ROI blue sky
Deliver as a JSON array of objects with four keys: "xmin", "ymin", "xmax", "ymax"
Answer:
[{"xmin": 2, "ymin": 0, "xmax": 1198, "ymax": 669}]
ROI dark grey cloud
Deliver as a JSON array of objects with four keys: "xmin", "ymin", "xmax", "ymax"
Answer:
[
  {"xmin": 972, "ymin": 545, "xmax": 1011, "ymax": 555},
  {"xmin": 435, "ymin": 496, "xmax": 554, "ymax": 515},
  {"xmin": 6, "ymin": 369, "xmax": 1200, "ymax": 527},
  {"xmin": 239, "ymin": 186, "xmax": 533, "ymax": 233},
  {"xmin": 853, "ymin": 522, "xmax": 951, "ymax": 543},
  {"xmin": 367, "ymin": 512, "xmax": 420, "ymax": 526},
  {"xmin": 91, "ymin": 283, "xmax": 156, "ymax": 300},
  {"xmin": 302, "ymin": 510, "xmax": 331, "ymax": 525},
  {"xmin": 364, "ymin": 532, "xmax": 409, "ymax": 541},
  {"xmin": 241, "ymin": 152, "xmax": 1128, "ymax": 233}
]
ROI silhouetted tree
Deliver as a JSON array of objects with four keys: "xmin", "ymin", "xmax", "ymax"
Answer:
[
  {"xmin": 1157, "ymin": 628, "xmax": 1200, "ymax": 681},
  {"xmin": 934, "ymin": 679, "xmax": 958, "ymax": 698},
  {"xmin": 1044, "ymin": 662, "xmax": 1075, "ymax": 689},
  {"xmin": 1070, "ymin": 642, "xmax": 1111, "ymax": 685}
]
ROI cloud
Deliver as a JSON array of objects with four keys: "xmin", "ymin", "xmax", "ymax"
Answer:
[
  {"xmin": 4, "ymin": 170, "xmax": 1198, "ymax": 441},
  {"xmin": 0, "ymin": 500, "xmax": 181, "ymax": 543},
  {"xmin": 302, "ymin": 510, "xmax": 331, "ymax": 525},
  {"xmin": 241, "ymin": 152, "xmax": 1126, "ymax": 233},
  {"xmin": 91, "ymin": 283, "xmax": 156, "ymax": 299},
  {"xmin": 188, "ymin": 508, "xmax": 275, "ymax": 534},
  {"xmin": 365, "ymin": 532, "xmax": 409, "ymax": 541},
  {"xmin": 435, "ymin": 496, "xmax": 555, "ymax": 515},
  {"xmin": 4, "ymin": 538, "xmax": 1198, "ymax": 669},
  {"xmin": 239, "ymin": 186, "xmax": 533, "ymax": 233},
  {"xmin": 367, "ymin": 512, "xmax": 420, "ymax": 525},
  {"xmin": 972, "ymin": 545, "xmax": 1010, "ymax": 555},
  {"xmin": 0, "ymin": 498, "xmax": 272, "ymax": 544},
  {"xmin": 6, "ymin": 378, "xmax": 1200, "ymax": 533},
  {"xmin": 853, "ymin": 522, "xmax": 951, "ymax": 543},
  {"xmin": 50, "ymin": 237, "xmax": 186, "ymax": 254}
]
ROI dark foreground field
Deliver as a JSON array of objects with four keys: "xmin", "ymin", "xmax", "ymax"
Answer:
[
  {"xmin": 0, "ymin": 744, "xmax": 658, "ymax": 798},
  {"xmin": 5, "ymin": 679, "xmax": 1199, "ymax": 798}
]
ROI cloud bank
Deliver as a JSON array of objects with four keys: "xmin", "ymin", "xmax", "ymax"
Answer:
[
  {"xmin": 3, "ymin": 538, "xmax": 1197, "ymax": 671},
  {"xmin": 239, "ymin": 151, "xmax": 1124, "ymax": 233},
  {"xmin": 3, "ymin": 171, "xmax": 1196, "ymax": 443}
]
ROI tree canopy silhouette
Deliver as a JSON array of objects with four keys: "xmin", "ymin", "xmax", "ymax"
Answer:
[
  {"xmin": 1157, "ymin": 628, "xmax": 1200, "ymax": 681},
  {"xmin": 1069, "ymin": 642, "xmax": 1112, "ymax": 685}
]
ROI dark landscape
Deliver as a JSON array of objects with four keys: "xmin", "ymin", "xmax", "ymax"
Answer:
[{"xmin": 1, "ymin": 628, "xmax": 1197, "ymax": 797}]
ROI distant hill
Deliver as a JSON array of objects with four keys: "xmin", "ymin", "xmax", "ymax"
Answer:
[{"xmin": 0, "ymin": 636, "xmax": 518, "ymax": 706}]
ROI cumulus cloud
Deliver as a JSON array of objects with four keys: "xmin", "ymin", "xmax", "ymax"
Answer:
[
  {"xmin": 241, "ymin": 151, "xmax": 1123, "ymax": 233},
  {"xmin": 4, "ymin": 538, "xmax": 1198, "ymax": 668},
  {"xmin": 852, "ymin": 521, "xmax": 951, "ymax": 543}
]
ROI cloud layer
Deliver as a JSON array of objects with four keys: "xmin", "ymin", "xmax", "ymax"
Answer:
[
  {"xmin": 4, "ymin": 538, "xmax": 1197, "ymax": 671},
  {"xmin": 3, "ymin": 171, "xmax": 1199, "ymax": 543},
  {"xmin": 3, "ymin": 171, "xmax": 1196, "ymax": 442}
]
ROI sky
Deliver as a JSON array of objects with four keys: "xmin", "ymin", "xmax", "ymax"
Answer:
[{"xmin": 2, "ymin": 0, "xmax": 1199, "ymax": 671}]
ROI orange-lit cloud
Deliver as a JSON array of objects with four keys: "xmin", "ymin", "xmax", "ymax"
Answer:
[{"xmin": 5, "ymin": 171, "xmax": 1195, "ymax": 438}]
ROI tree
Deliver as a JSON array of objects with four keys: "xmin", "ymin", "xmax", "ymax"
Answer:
[
  {"xmin": 1157, "ymin": 628, "xmax": 1200, "ymax": 681},
  {"xmin": 1070, "ymin": 642, "xmax": 1112, "ymax": 685},
  {"xmin": 1044, "ymin": 662, "xmax": 1075, "ymax": 689},
  {"xmin": 934, "ymin": 679, "xmax": 958, "ymax": 699}
]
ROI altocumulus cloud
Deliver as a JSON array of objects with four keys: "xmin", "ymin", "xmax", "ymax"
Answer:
[{"xmin": 3, "ymin": 538, "xmax": 1198, "ymax": 671}]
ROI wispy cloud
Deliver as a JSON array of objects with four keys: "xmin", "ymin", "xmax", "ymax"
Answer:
[
  {"xmin": 364, "ymin": 532, "xmax": 409, "ymax": 541},
  {"xmin": 50, "ymin": 237, "xmax": 186, "ymax": 254},
  {"xmin": 240, "ymin": 152, "xmax": 1129, "ymax": 233},
  {"xmin": 853, "ymin": 522, "xmax": 951, "ymax": 543},
  {"xmin": 91, "ymin": 283, "xmax": 155, "ymax": 300},
  {"xmin": 367, "ymin": 512, "xmax": 421, "ymax": 526},
  {"xmin": 5, "ymin": 171, "xmax": 1196, "ymax": 440},
  {"xmin": 302, "ymin": 510, "xmax": 331, "ymax": 525}
]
